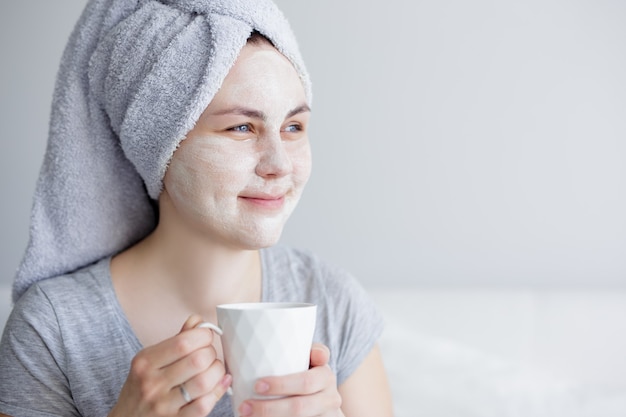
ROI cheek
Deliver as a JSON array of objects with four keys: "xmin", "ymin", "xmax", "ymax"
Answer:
[
  {"xmin": 209, "ymin": 146, "xmax": 259, "ymax": 191},
  {"xmin": 290, "ymin": 142, "xmax": 312, "ymax": 187},
  {"xmin": 164, "ymin": 147, "xmax": 226, "ymax": 205},
  {"xmin": 163, "ymin": 156, "xmax": 196, "ymax": 201},
  {"xmin": 169, "ymin": 140, "xmax": 258, "ymax": 194}
]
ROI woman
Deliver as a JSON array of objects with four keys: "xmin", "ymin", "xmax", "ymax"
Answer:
[{"xmin": 0, "ymin": 1, "xmax": 393, "ymax": 416}]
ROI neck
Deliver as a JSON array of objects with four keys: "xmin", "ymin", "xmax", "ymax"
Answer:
[
  {"xmin": 111, "ymin": 200, "xmax": 263, "ymax": 318},
  {"xmin": 110, "ymin": 194, "xmax": 264, "ymax": 347},
  {"xmin": 145, "ymin": 230, "xmax": 261, "ymax": 308}
]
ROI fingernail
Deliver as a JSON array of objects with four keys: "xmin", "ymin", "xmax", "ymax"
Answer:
[
  {"xmin": 239, "ymin": 401, "xmax": 253, "ymax": 416},
  {"xmin": 221, "ymin": 374, "xmax": 232, "ymax": 389},
  {"xmin": 255, "ymin": 380, "xmax": 270, "ymax": 394},
  {"xmin": 312, "ymin": 344, "xmax": 329, "ymax": 354}
]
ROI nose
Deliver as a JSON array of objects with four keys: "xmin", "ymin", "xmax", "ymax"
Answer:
[{"xmin": 255, "ymin": 134, "xmax": 292, "ymax": 178}]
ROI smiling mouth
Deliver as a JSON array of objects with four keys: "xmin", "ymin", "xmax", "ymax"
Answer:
[{"xmin": 239, "ymin": 195, "xmax": 286, "ymax": 210}]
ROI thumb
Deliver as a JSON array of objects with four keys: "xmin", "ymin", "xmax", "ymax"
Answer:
[
  {"xmin": 310, "ymin": 343, "xmax": 330, "ymax": 368},
  {"xmin": 180, "ymin": 314, "xmax": 205, "ymax": 333}
]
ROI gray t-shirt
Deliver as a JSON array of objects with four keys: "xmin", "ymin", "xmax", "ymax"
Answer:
[{"xmin": 0, "ymin": 245, "xmax": 384, "ymax": 417}]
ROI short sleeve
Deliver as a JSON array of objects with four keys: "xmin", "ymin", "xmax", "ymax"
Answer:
[
  {"xmin": 325, "ymin": 269, "xmax": 385, "ymax": 385},
  {"xmin": 0, "ymin": 284, "xmax": 80, "ymax": 417}
]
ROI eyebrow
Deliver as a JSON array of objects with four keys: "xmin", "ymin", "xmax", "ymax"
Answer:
[
  {"xmin": 286, "ymin": 104, "xmax": 311, "ymax": 119},
  {"xmin": 210, "ymin": 104, "xmax": 311, "ymax": 120}
]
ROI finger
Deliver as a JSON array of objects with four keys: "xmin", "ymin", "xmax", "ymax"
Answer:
[
  {"xmin": 179, "ymin": 374, "xmax": 233, "ymax": 417},
  {"xmin": 309, "ymin": 343, "xmax": 330, "ymax": 368},
  {"xmin": 162, "ymin": 345, "xmax": 218, "ymax": 387},
  {"xmin": 140, "ymin": 327, "xmax": 215, "ymax": 370},
  {"xmin": 254, "ymin": 362, "xmax": 336, "ymax": 397},
  {"xmin": 180, "ymin": 314, "xmax": 206, "ymax": 332},
  {"xmin": 185, "ymin": 359, "xmax": 226, "ymax": 398},
  {"xmin": 241, "ymin": 384, "xmax": 341, "ymax": 417},
  {"xmin": 124, "ymin": 345, "xmax": 218, "ymax": 414}
]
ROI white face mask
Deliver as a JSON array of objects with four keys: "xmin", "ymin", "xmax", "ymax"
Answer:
[{"xmin": 162, "ymin": 41, "xmax": 312, "ymax": 249}]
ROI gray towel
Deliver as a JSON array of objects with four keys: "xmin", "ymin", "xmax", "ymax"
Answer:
[{"xmin": 13, "ymin": 0, "xmax": 311, "ymax": 302}]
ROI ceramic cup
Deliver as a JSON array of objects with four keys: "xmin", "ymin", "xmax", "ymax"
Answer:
[{"xmin": 198, "ymin": 302, "xmax": 317, "ymax": 416}]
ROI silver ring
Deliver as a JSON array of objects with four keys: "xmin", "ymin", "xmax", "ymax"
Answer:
[{"xmin": 179, "ymin": 383, "xmax": 192, "ymax": 404}]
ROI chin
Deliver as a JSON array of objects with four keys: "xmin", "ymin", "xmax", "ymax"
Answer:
[
  {"xmin": 238, "ymin": 230, "xmax": 283, "ymax": 250},
  {"xmin": 230, "ymin": 213, "xmax": 291, "ymax": 249},
  {"xmin": 219, "ymin": 221, "xmax": 283, "ymax": 250}
]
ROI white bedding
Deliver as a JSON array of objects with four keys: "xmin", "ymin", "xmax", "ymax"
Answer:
[
  {"xmin": 371, "ymin": 289, "xmax": 626, "ymax": 417},
  {"xmin": 2, "ymin": 286, "xmax": 626, "ymax": 416}
]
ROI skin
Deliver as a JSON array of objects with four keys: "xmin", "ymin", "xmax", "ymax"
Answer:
[
  {"xmin": 0, "ymin": 40, "xmax": 394, "ymax": 417},
  {"xmin": 161, "ymin": 42, "xmax": 313, "ymax": 251}
]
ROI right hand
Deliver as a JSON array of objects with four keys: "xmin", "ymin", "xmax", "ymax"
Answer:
[{"xmin": 108, "ymin": 315, "xmax": 232, "ymax": 417}]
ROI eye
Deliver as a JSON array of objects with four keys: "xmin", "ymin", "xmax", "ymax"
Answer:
[
  {"xmin": 282, "ymin": 123, "xmax": 303, "ymax": 133},
  {"xmin": 229, "ymin": 124, "xmax": 252, "ymax": 133}
]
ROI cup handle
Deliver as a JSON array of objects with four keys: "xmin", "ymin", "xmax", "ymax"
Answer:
[
  {"xmin": 196, "ymin": 321, "xmax": 223, "ymax": 335},
  {"xmin": 195, "ymin": 322, "xmax": 232, "ymax": 396}
]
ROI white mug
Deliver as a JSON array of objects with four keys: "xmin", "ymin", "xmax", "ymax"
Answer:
[{"xmin": 198, "ymin": 302, "xmax": 317, "ymax": 416}]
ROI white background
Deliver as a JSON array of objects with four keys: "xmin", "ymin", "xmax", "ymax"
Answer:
[{"xmin": 1, "ymin": 0, "xmax": 625, "ymax": 289}]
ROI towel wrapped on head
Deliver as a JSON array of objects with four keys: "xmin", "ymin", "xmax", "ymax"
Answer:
[{"xmin": 13, "ymin": 0, "xmax": 311, "ymax": 303}]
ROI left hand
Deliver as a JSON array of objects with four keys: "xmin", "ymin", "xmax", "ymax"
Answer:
[{"xmin": 237, "ymin": 343, "xmax": 344, "ymax": 417}]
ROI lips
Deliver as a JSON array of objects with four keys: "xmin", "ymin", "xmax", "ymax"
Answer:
[{"xmin": 239, "ymin": 192, "xmax": 287, "ymax": 210}]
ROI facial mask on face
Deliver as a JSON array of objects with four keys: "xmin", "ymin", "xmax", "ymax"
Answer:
[{"xmin": 162, "ymin": 43, "xmax": 312, "ymax": 249}]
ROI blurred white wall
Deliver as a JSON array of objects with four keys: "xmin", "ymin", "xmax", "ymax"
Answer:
[
  {"xmin": 1, "ymin": 0, "xmax": 625, "ymax": 290},
  {"xmin": 0, "ymin": 1, "xmax": 87, "ymax": 293}
]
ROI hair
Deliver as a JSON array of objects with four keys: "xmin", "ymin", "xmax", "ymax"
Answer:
[{"xmin": 247, "ymin": 30, "xmax": 274, "ymax": 46}]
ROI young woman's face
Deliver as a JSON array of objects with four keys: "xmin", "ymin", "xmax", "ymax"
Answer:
[{"xmin": 162, "ymin": 41, "xmax": 311, "ymax": 249}]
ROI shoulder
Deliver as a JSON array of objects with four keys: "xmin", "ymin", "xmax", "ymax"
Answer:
[
  {"xmin": 6, "ymin": 257, "xmax": 114, "ymax": 348},
  {"xmin": 1, "ymin": 258, "xmax": 128, "ymax": 416},
  {"xmin": 15, "ymin": 257, "xmax": 112, "ymax": 315},
  {"xmin": 4, "ymin": 255, "xmax": 134, "ymax": 372},
  {"xmin": 1, "ymin": 258, "xmax": 111, "ymax": 383}
]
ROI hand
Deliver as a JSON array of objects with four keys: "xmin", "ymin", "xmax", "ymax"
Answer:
[
  {"xmin": 238, "ymin": 343, "xmax": 344, "ymax": 417},
  {"xmin": 108, "ymin": 315, "xmax": 232, "ymax": 417}
]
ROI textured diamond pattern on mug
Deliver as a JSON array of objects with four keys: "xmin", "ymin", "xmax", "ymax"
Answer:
[
  {"xmin": 220, "ymin": 307, "xmax": 315, "ymax": 401},
  {"xmin": 224, "ymin": 310, "xmax": 310, "ymax": 372}
]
